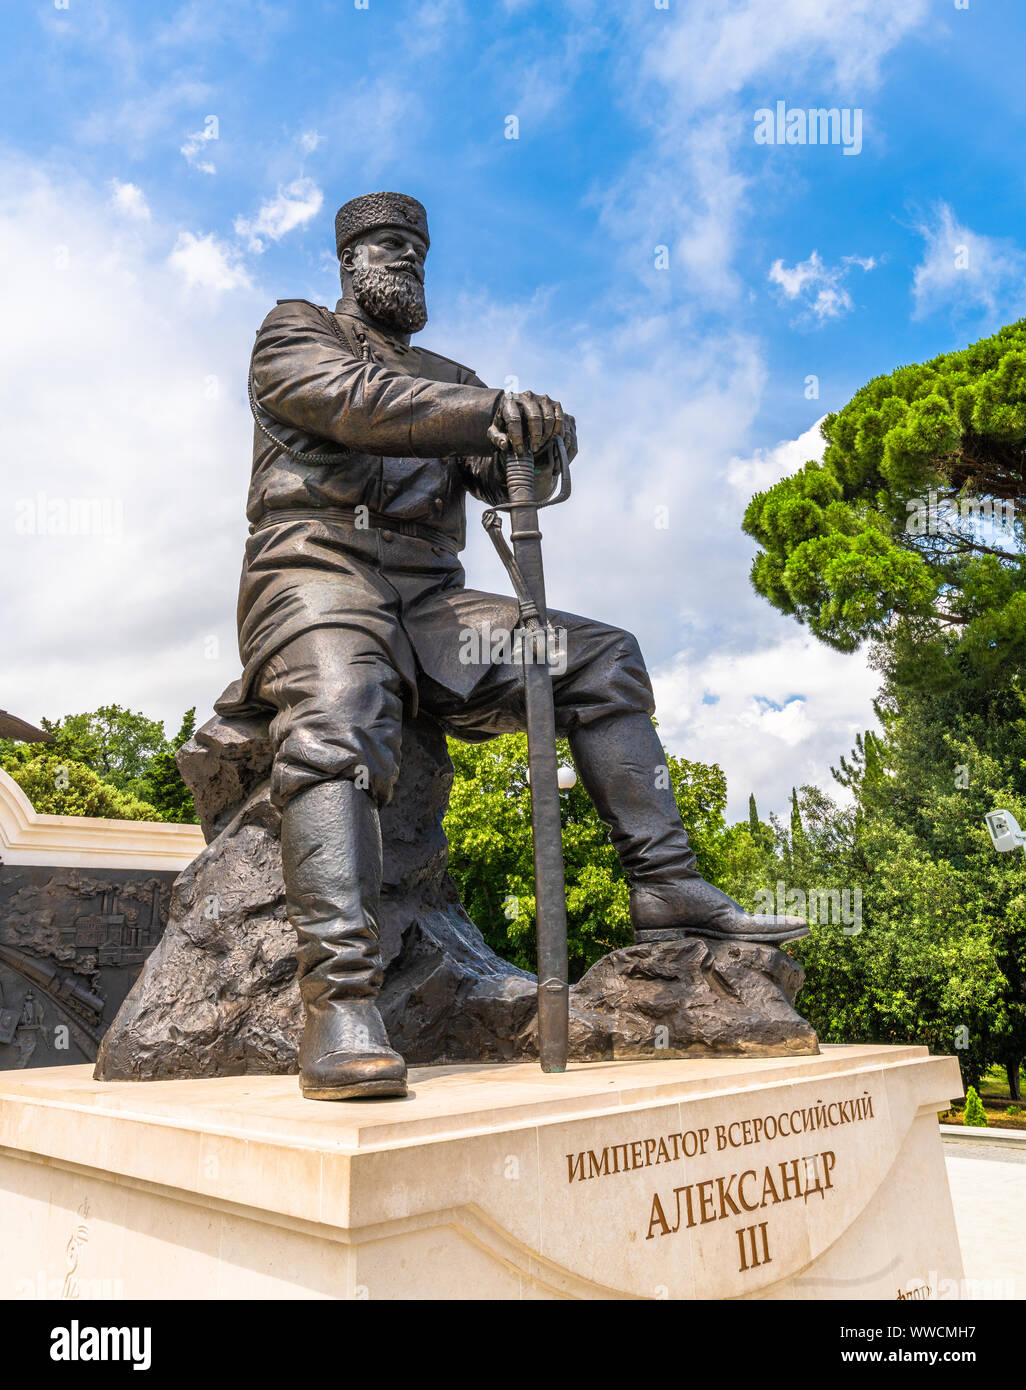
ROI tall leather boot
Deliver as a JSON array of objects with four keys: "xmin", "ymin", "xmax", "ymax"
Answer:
[
  {"xmin": 569, "ymin": 713, "xmax": 807, "ymax": 944},
  {"xmin": 281, "ymin": 778, "xmax": 407, "ymax": 1100}
]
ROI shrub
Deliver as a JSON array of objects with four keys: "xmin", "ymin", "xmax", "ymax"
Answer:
[
  {"xmin": 962, "ymin": 1086, "xmax": 988, "ymax": 1127},
  {"xmin": 4, "ymin": 755, "xmax": 161, "ymax": 820}
]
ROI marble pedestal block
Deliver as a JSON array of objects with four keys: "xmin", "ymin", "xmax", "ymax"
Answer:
[{"xmin": 0, "ymin": 1044, "xmax": 962, "ymax": 1301}]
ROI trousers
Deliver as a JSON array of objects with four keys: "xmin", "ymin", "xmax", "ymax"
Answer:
[{"xmin": 254, "ymin": 577, "xmax": 657, "ymax": 810}]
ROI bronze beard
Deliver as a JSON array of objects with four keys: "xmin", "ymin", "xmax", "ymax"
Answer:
[{"xmin": 352, "ymin": 264, "xmax": 428, "ymax": 334}]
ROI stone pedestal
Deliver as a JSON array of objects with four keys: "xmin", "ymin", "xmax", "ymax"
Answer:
[{"xmin": 0, "ymin": 1044, "xmax": 962, "ymax": 1300}]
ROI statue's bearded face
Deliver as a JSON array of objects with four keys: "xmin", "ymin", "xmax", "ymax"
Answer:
[{"xmin": 345, "ymin": 228, "xmax": 428, "ymax": 334}]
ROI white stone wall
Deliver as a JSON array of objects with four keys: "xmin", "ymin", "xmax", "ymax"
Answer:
[{"xmin": 0, "ymin": 767, "xmax": 203, "ymax": 871}]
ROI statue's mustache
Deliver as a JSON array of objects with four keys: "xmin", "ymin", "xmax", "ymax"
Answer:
[{"xmin": 386, "ymin": 262, "xmax": 423, "ymax": 283}]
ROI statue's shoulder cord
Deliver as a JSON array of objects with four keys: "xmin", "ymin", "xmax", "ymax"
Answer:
[{"xmin": 248, "ymin": 302, "xmax": 368, "ymax": 462}]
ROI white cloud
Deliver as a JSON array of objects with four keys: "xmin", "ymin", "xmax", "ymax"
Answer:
[
  {"xmin": 651, "ymin": 633, "xmax": 880, "ymax": 821},
  {"xmin": 439, "ymin": 294, "xmax": 876, "ymax": 818},
  {"xmin": 726, "ymin": 416, "xmax": 827, "ymax": 496},
  {"xmin": 153, "ymin": 0, "xmax": 290, "ymax": 56},
  {"xmin": 596, "ymin": 113, "xmax": 749, "ymax": 305},
  {"xmin": 769, "ymin": 249, "xmax": 875, "ymax": 322},
  {"xmin": 1, "ymin": 159, "xmax": 266, "ymax": 739},
  {"xmin": 78, "ymin": 78, "xmax": 212, "ymax": 156},
  {"xmin": 432, "ymin": 286, "xmax": 767, "ymax": 640},
  {"xmin": 429, "ymin": 287, "xmax": 878, "ymax": 824},
  {"xmin": 406, "ymin": 0, "xmax": 469, "ymax": 57},
  {"xmin": 911, "ymin": 202, "xmax": 1026, "ymax": 321},
  {"xmin": 234, "ymin": 178, "xmax": 324, "ymax": 253},
  {"xmin": 637, "ymin": 0, "xmax": 930, "ymax": 105},
  {"xmin": 313, "ymin": 80, "xmax": 423, "ymax": 176},
  {"xmin": 109, "ymin": 180, "xmax": 150, "ymax": 221},
  {"xmin": 167, "ymin": 231, "xmax": 252, "ymax": 292},
  {"xmin": 299, "ymin": 129, "xmax": 321, "ymax": 153},
  {"xmin": 181, "ymin": 121, "xmax": 218, "ymax": 174}
]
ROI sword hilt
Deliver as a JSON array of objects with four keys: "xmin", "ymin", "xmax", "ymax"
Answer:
[{"xmin": 504, "ymin": 450, "xmax": 538, "ymax": 505}]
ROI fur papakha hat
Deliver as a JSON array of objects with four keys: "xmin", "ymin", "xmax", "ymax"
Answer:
[{"xmin": 334, "ymin": 192, "xmax": 430, "ymax": 257}]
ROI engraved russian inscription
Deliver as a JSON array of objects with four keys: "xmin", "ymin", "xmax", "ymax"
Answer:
[{"xmin": 565, "ymin": 1088, "xmax": 869, "ymax": 1282}]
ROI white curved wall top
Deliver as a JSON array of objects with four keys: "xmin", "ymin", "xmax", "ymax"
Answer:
[{"xmin": 0, "ymin": 767, "xmax": 204, "ymax": 870}]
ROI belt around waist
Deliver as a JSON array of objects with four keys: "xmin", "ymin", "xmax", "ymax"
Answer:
[{"xmin": 251, "ymin": 507, "xmax": 462, "ymax": 555}]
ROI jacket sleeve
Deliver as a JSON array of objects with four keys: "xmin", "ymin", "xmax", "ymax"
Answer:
[
  {"xmin": 456, "ymin": 367, "xmax": 558, "ymax": 506},
  {"xmin": 251, "ymin": 301, "xmax": 504, "ymax": 459}
]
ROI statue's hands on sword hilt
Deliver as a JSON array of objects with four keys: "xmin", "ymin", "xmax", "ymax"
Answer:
[
  {"xmin": 486, "ymin": 388, "xmax": 568, "ymax": 457},
  {"xmin": 483, "ymin": 387, "xmax": 576, "ymax": 516}
]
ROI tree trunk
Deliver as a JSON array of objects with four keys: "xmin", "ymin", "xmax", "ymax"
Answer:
[{"xmin": 1007, "ymin": 1062, "xmax": 1022, "ymax": 1102}]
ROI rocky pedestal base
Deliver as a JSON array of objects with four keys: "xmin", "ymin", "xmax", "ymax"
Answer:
[
  {"xmin": 94, "ymin": 710, "xmax": 816, "ymax": 1081},
  {"xmin": 567, "ymin": 938, "xmax": 817, "ymax": 1060}
]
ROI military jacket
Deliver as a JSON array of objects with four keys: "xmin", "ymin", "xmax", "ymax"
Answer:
[{"xmin": 247, "ymin": 295, "xmax": 508, "ymax": 546}]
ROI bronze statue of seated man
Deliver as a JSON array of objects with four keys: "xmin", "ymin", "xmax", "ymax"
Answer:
[{"xmin": 219, "ymin": 191, "xmax": 805, "ymax": 1102}]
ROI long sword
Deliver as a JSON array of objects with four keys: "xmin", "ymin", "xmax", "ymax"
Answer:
[{"xmin": 483, "ymin": 442, "xmax": 571, "ymax": 1072}]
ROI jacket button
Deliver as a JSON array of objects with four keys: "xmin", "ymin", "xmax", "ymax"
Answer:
[
  {"xmin": 384, "ymin": 483, "xmax": 398, "ymax": 497},
  {"xmin": 432, "ymin": 497, "xmax": 444, "ymax": 512},
  {"xmin": 381, "ymin": 529, "xmax": 394, "ymax": 543}
]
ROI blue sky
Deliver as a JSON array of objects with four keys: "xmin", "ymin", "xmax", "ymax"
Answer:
[{"xmin": 3, "ymin": 0, "xmax": 1024, "ymax": 818}]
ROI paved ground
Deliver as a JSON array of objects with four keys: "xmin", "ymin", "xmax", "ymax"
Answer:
[{"xmin": 944, "ymin": 1136, "xmax": 1026, "ymax": 1297}]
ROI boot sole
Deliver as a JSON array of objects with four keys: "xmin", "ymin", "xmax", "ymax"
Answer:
[
  {"xmin": 635, "ymin": 924, "xmax": 810, "ymax": 945},
  {"xmin": 301, "ymin": 1077, "xmax": 408, "ymax": 1102}
]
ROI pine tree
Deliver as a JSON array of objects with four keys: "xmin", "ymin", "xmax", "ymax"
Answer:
[
  {"xmin": 743, "ymin": 319, "xmax": 1026, "ymax": 697},
  {"xmin": 146, "ymin": 709, "xmax": 199, "ymax": 823}
]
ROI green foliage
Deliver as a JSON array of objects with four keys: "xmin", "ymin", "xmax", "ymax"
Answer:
[
  {"xmin": 3, "ymin": 754, "xmax": 161, "ymax": 820},
  {"xmin": 748, "ymin": 676, "xmax": 1026, "ymax": 1091},
  {"xmin": 963, "ymin": 1086, "xmax": 988, "ymax": 1127},
  {"xmin": 33, "ymin": 705, "xmax": 167, "ymax": 800},
  {"xmin": 739, "ymin": 321, "xmax": 1026, "ymax": 1087},
  {"xmin": 1, "ymin": 703, "xmax": 198, "ymax": 823},
  {"xmin": 145, "ymin": 709, "xmax": 199, "ymax": 823},
  {"xmin": 444, "ymin": 732, "xmax": 624, "ymax": 978},
  {"xmin": 444, "ymin": 729, "xmax": 745, "ymax": 980},
  {"xmin": 743, "ymin": 320, "xmax": 1026, "ymax": 692},
  {"xmin": 745, "ymin": 793, "xmax": 774, "ymax": 858}
]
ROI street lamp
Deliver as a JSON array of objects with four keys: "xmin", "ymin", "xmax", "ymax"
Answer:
[
  {"xmin": 985, "ymin": 810, "xmax": 1026, "ymax": 856},
  {"xmin": 526, "ymin": 765, "xmax": 578, "ymax": 789}
]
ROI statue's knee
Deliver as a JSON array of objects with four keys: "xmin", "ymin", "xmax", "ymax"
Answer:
[
  {"xmin": 613, "ymin": 626, "xmax": 644, "ymax": 666},
  {"xmin": 593, "ymin": 623, "xmax": 646, "ymax": 682},
  {"xmin": 270, "ymin": 722, "xmax": 402, "ymax": 809},
  {"xmin": 587, "ymin": 624, "xmax": 655, "ymax": 717}
]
